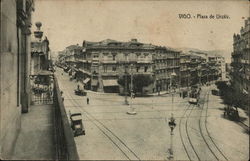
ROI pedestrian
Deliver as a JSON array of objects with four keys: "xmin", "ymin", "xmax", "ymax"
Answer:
[{"xmin": 87, "ymin": 97, "xmax": 89, "ymax": 105}]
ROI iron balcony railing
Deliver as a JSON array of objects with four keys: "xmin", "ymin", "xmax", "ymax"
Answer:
[{"xmin": 53, "ymin": 76, "xmax": 79, "ymax": 160}]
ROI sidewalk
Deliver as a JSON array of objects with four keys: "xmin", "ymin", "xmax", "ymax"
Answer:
[
  {"xmin": 12, "ymin": 104, "xmax": 55, "ymax": 160},
  {"xmin": 149, "ymin": 87, "xmax": 189, "ymax": 96},
  {"xmin": 238, "ymin": 108, "xmax": 250, "ymax": 127}
]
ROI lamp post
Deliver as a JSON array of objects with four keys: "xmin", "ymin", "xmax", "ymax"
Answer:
[
  {"xmin": 168, "ymin": 71, "xmax": 176, "ymax": 160},
  {"xmin": 127, "ymin": 64, "xmax": 136, "ymax": 115},
  {"xmin": 124, "ymin": 65, "xmax": 129, "ymax": 105},
  {"xmin": 198, "ymin": 64, "xmax": 202, "ymax": 87}
]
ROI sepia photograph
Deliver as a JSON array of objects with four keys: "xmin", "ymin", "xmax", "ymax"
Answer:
[{"xmin": 0, "ymin": 0, "xmax": 249, "ymax": 160}]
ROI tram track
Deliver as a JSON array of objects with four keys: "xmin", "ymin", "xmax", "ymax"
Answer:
[
  {"xmin": 202, "ymin": 91, "xmax": 228, "ymax": 160},
  {"xmin": 179, "ymin": 87, "xmax": 229, "ymax": 161},
  {"xmin": 179, "ymin": 102, "xmax": 202, "ymax": 161},
  {"xmin": 198, "ymin": 90, "xmax": 221, "ymax": 161},
  {"xmin": 185, "ymin": 104, "xmax": 201, "ymax": 161},
  {"xmin": 63, "ymin": 86, "xmax": 141, "ymax": 161},
  {"xmin": 178, "ymin": 103, "xmax": 193, "ymax": 161},
  {"xmin": 57, "ymin": 72, "xmax": 229, "ymax": 160}
]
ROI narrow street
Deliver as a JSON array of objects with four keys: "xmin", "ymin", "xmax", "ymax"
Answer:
[{"xmin": 56, "ymin": 68, "xmax": 249, "ymax": 160}]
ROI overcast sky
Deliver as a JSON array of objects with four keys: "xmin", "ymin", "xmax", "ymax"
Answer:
[{"xmin": 32, "ymin": 0, "xmax": 249, "ymax": 53}]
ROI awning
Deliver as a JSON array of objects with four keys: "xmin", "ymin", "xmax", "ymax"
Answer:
[
  {"xmin": 91, "ymin": 79, "xmax": 98, "ymax": 86},
  {"xmin": 79, "ymin": 69, "xmax": 91, "ymax": 75},
  {"xmin": 103, "ymin": 79, "xmax": 119, "ymax": 86},
  {"xmin": 83, "ymin": 78, "xmax": 90, "ymax": 84},
  {"xmin": 35, "ymin": 70, "xmax": 53, "ymax": 76},
  {"xmin": 243, "ymin": 89, "xmax": 248, "ymax": 94}
]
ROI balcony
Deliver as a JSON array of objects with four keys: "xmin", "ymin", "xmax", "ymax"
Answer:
[
  {"xmin": 137, "ymin": 58, "xmax": 152, "ymax": 64},
  {"xmin": 101, "ymin": 72, "xmax": 118, "ymax": 76},
  {"xmin": 53, "ymin": 77, "xmax": 79, "ymax": 160},
  {"xmin": 180, "ymin": 68, "xmax": 189, "ymax": 72},
  {"xmin": 92, "ymin": 57, "xmax": 99, "ymax": 61},
  {"xmin": 134, "ymin": 71, "xmax": 153, "ymax": 75},
  {"xmin": 102, "ymin": 60, "xmax": 117, "ymax": 64},
  {"xmin": 241, "ymin": 59, "xmax": 250, "ymax": 64},
  {"xmin": 76, "ymin": 59, "xmax": 87, "ymax": 63}
]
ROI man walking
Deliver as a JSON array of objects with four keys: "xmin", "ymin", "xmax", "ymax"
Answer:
[{"xmin": 87, "ymin": 97, "xmax": 89, "ymax": 105}]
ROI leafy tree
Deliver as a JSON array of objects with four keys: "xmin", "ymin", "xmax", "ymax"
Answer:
[
  {"xmin": 215, "ymin": 81, "xmax": 228, "ymax": 96},
  {"xmin": 133, "ymin": 74, "xmax": 154, "ymax": 94},
  {"xmin": 216, "ymin": 81, "xmax": 249, "ymax": 111},
  {"xmin": 117, "ymin": 74, "xmax": 154, "ymax": 95}
]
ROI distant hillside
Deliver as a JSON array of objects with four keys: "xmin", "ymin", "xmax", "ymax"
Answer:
[{"xmin": 177, "ymin": 47, "xmax": 231, "ymax": 63}]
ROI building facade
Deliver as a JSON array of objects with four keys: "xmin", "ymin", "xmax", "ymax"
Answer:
[
  {"xmin": 231, "ymin": 17, "xmax": 250, "ymax": 95},
  {"xmin": 59, "ymin": 39, "xmax": 181, "ymax": 94},
  {"xmin": 80, "ymin": 39, "xmax": 155, "ymax": 93},
  {"xmin": 153, "ymin": 46, "xmax": 180, "ymax": 92},
  {"xmin": 180, "ymin": 53, "xmax": 191, "ymax": 87},
  {"xmin": 0, "ymin": 0, "xmax": 35, "ymax": 158},
  {"xmin": 31, "ymin": 22, "xmax": 50, "ymax": 75}
]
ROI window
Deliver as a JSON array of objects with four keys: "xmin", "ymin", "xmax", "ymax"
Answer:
[
  {"xmin": 136, "ymin": 66, "xmax": 140, "ymax": 72},
  {"xmin": 112, "ymin": 53, "xmax": 116, "ymax": 60},
  {"xmin": 144, "ymin": 66, "xmax": 148, "ymax": 72},
  {"xmin": 112, "ymin": 67, "xmax": 116, "ymax": 71},
  {"xmin": 104, "ymin": 66, "xmax": 107, "ymax": 72},
  {"xmin": 124, "ymin": 53, "xmax": 129, "ymax": 61}
]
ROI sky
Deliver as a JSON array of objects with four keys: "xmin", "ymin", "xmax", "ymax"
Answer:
[{"xmin": 32, "ymin": 0, "xmax": 249, "ymax": 55}]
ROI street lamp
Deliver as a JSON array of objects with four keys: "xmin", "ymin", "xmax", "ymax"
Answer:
[
  {"xmin": 168, "ymin": 71, "xmax": 176, "ymax": 160},
  {"xmin": 124, "ymin": 65, "xmax": 129, "ymax": 105},
  {"xmin": 198, "ymin": 64, "xmax": 202, "ymax": 87},
  {"xmin": 127, "ymin": 64, "xmax": 136, "ymax": 115}
]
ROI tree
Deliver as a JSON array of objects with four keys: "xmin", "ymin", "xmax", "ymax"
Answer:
[
  {"xmin": 133, "ymin": 74, "xmax": 154, "ymax": 95},
  {"xmin": 117, "ymin": 74, "xmax": 154, "ymax": 95},
  {"xmin": 216, "ymin": 80, "xmax": 248, "ymax": 111}
]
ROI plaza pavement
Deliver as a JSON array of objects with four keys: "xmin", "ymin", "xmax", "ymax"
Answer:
[{"xmin": 56, "ymin": 68, "xmax": 249, "ymax": 160}]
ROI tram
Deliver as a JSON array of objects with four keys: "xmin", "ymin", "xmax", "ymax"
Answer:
[{"xmin": 188, "ymin": 85, "xmax": 201, "ymax": 104}]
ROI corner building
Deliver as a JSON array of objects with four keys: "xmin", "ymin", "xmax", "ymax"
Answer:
[{"xmin": 70, "ymin": 39, "xmax": 180, "ymax": 94}]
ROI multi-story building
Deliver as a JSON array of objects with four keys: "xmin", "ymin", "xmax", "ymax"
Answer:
[
  {"xmin": 231, "ymin": 17, "xmax": 250, "ymax": 95},
  {"xmin": 207, "ymin": 56, "xmax": 223, "ymax": 81},
  {"xmin": 59, "ymin": 39, "xmax": 181, "ymax": 94},
  {"xmin": 31, "ymin": 22, "xmax": 51, "ymax": 74},
  {"xmin": 0, "ymin": 0, "xmax": 35, "ymax": 158},
  {"xmin": 64, "ymin": 44, "xmax": 82, "ymax": 68},
  {"xmin": 153, "ymin": 46, "xmax": 180, "ymax": 92},
  {"xmin": 188, "ymin": 54, "xmax": 223, "ymax": 86},
  {"xmin": 189, "ymin": 55, "xmax": 202, "ymax": 85},
  {"xmin": 79, "ymin": 39, "xmax": 155, "ymax": 93},
  {"xmin": 180, "ymin": 53, "xmax": 191, "ymax": 87}
]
